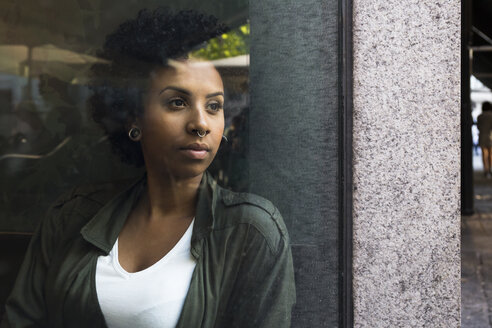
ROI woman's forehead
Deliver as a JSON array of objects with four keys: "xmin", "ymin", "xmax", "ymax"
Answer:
[{"xmin": 150, "ymin": 60, "xmax": 223, "ymax": 90}]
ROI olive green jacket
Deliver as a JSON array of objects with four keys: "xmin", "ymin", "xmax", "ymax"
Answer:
[{"xmin": 2, "ymin": 172, "xmax": 295, "ymax": 328}]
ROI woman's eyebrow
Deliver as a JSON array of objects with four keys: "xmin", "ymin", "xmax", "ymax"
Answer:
[
  {"xmin": 206, "ymin": 92, "xmax": 224, "ymax": 98},
  {"xmin": 159, "ymin": 86, "xmax": 190, "ymax": 95},
  {"xmin": 158, "ymin": 87, "xmax": 223, "ymax": 99}
]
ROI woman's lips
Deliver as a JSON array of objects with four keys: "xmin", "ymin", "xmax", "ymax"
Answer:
[
  {"xmin": 180, "ymin": 143, "xmax": 209, "ymax": 160},
  {"xmin": 181, "ymin": 149, "xmax": 208, "ymax": 159}
]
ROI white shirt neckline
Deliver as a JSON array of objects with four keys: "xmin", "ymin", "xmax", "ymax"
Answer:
[{"xmin": 111, "ymin": 218, "xmax": 195, "ymax": 279}]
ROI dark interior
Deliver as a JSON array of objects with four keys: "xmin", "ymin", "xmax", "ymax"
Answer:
[
  {"xmin": 0, "ymin": 234, "xmax": 32, "ymax": 319},
  {"xmin": 471, "ymin": 0, "xmax": 492, "ymax": 88}
]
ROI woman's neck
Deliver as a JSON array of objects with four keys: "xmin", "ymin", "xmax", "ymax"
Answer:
[{"xmin": 141, "ymin": 171, "xmax": 203, "ymax": 222}]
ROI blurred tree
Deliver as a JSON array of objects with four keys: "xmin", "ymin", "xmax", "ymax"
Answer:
[{"xmin": 190, "ymin": 23, "xmax": 249, "ymax": 60}]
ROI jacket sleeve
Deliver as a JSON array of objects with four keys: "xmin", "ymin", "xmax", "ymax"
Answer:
[
  {"xmin": 219, "ymin": 208, "xmax": 296, "ymax": 328},
  {"xmin": 1, "ymin": 197, "xmax": 72, "ymax": 328}
]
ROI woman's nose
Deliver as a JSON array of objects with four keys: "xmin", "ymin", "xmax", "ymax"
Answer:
[{"xmin": 186, "ymin": 106, "xmax": 210, "ymax": 137}]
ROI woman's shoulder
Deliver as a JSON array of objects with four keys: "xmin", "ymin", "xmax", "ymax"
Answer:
[
  {"xmin": 213, "ymin": 186, "xmax": 290, "ymax": 253},
  {"xmin": 479, "ymin": 111, "xmax": 492, "ymax": 120},
  {"xmin": 53, "ymin": 179, "xmax": 131, "ymax": 212},
  {"xmin": 43, "ymin": 178, "xmax": 137, "ymax": 235}
]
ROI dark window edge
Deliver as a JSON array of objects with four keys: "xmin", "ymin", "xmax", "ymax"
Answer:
[{"xmin": 339, "ymin": 0, "xmax": 354, "ymax": 326}]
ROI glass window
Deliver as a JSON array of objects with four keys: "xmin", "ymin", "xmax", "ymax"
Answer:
[{"xmin": 0, "ymin": 0, "xmax": 345, "ymax": 326}]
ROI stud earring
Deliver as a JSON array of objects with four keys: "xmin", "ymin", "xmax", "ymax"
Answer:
[{"xmin": 128, "ymin": 127, "xmax": 141, "ymax": 141}]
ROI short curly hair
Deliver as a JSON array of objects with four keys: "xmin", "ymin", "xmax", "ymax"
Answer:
[{"xmin": 89, "ymin": 8, "xmax": 228, "ymax": 166}]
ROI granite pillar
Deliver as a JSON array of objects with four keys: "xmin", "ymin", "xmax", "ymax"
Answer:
[{"xmin": 352, "ymin": 0, "xmax": 461, "ymax": 326}]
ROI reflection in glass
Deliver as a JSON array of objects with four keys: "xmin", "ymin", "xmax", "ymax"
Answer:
[
  {"xmin": 0, "ymin": 3, "xmax": 250, "ymax": 232},
  {"xmin": 1, "ymin": 4, "xmax": 296, "ymax": 327}
]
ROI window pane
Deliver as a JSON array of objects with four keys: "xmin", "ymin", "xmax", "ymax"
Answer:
[
  {"xmin": 0, "ymin": 0, "xmax": 342, "ymax": 326},
  {"xmin": 250, "ymin": 2, "xmax": 340, "ymax": 326}
]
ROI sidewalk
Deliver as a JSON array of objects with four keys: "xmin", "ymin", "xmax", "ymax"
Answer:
[{"xmin": 462, "ymin": 172, "xmax": 492, "ymax": 328}]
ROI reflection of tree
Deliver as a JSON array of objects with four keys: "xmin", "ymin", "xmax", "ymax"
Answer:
[{"xmin": 190, "ymin": 23, "xmax": 249, "ymax": 60}]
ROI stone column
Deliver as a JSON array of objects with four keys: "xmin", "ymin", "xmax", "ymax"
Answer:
[{"xmin": 352, "ymin": 0, "xmax": 461, "ymax": 326}]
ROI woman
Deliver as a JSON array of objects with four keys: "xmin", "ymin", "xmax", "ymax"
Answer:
[
  {"xmin": 478, "ymin": 101, "xmax": 492, "ymax": 177},
  {"xmin": 3, "ymin": 9, "xmax": 295, "ymax": 327}
]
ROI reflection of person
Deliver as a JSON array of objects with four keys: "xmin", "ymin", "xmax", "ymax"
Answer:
[
  {"xmin": 3, "ymin": 8, "xmax": 295, "ymax": 328},
  {"xmin": 223, "ymin": 108, "xmax": 249, "ymax": 191},
  {"xmin": 11, "ymin": 100, "xmax": 47, "ymax": 153},
  {"xmin": 477, "ymin": 102, "xmax": 492, "ymax": 177},
  {"xmin": 39, "ymin": 74, "xmax": 82, "ymax": 141}
]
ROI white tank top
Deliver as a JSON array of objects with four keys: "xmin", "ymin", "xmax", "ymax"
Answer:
[{"xmin": 95, "ymin": 220, "xmax": 197, "ymax": 328}]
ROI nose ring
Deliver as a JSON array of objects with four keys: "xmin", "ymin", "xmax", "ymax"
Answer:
[{"xmin": 195, "ymin": 129, "xmax": 206, "ymax": 138}]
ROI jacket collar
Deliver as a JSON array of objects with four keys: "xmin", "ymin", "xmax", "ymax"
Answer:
[
  {"xmin": 190, "ymin": 171, "xmax": 217, "ymax": 259},
  {"xmin": 80, "ymin": 172, "xmax": 217, "ymax": 259}
]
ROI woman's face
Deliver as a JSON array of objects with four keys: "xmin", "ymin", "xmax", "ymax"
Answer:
[{"xmin": 137, "ymin": 60, "xmax": 225, "ymax": 180}]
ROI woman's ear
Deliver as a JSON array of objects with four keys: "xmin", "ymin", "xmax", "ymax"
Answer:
[{"xmin": 127, "ymin": 122, "xmax": 142, "ymax": 142}]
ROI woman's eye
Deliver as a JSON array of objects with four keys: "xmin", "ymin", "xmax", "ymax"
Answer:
[
  {"xmin": 169, "ymin": 98, "xmax": 186, "ymax": 108},
  {"xmin": 207, "ymin": 102, "xmax": 223, "ymax": 112}
]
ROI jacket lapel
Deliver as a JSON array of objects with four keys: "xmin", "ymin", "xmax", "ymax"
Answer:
[{"xmin": 80, "ymin": 177, "xmax": 145, "ymax": 254}]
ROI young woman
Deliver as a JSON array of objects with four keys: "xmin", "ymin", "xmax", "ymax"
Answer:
[{"xmin": 3, "ymin": 9, "xmax": 295, "ymax": 328}]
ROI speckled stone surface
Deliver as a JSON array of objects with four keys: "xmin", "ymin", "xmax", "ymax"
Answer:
[{"xmin": 352, "ymin": 0, "xmax": 461, "ymax": 327}]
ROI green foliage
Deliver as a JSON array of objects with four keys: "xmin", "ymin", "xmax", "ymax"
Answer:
[{"xmin": 190, "ymin": 23, "xmax": 249, "ymax": 60}]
